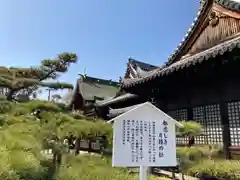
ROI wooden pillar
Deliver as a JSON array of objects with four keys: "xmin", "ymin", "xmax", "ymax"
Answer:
[
  {"xmin": 187, "ymin": 82, "xmax": 193, "ymax": 121},
  {"xmin": 220, "ymin": 102, "xmax": 231, "ymax": 159},
  {"xmin": 217, "ymin": 58, "xmax": 231, "ymax": 159},
  {"xmin": 187, "ymin": 107, "xmax": 193, "ymax": 121}
]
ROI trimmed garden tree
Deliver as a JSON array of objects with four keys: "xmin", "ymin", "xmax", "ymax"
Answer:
[
  {"xmin": 176, "ymin": 121, "xmax": 203, "ymax": 180},
  {"xmin": 0, "ymin": 52, "xmax": 77, "ymax": 101}
]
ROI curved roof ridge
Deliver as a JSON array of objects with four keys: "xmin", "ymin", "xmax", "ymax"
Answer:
[
  {"xmin": 167, "ymin": 0, "xmax": 210, "ymax": 64},
  {"xmin": 168, "ymin": 0, "xmax": 240, "ymax": 65},
  {"xmin": 122, "ymin": 35, "xmax": 240, "ymax": 88},
  {"xmin": 128, "ymin": 58, "xmax": 158, "ymax": 69},
  {"xmin": 217, "ymin": 0, "xmax": 240, "ymax": 12}
]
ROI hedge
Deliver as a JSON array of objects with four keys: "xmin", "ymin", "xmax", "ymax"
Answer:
[{"xmin": 187, "ymin": 159, "xmax": 240, "ymax": 180}]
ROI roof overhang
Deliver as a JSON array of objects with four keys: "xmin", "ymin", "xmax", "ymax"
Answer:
[{"xmin": 122, "ymin": 34, "xmax": 240, "ymax": 88}]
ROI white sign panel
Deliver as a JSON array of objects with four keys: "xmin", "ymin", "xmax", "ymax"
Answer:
[{"xmin": 111, "ymin": 102, "xmax": 179, "ymax": 167}]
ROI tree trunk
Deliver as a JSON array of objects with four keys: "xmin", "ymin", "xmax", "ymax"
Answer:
[
  {"xmin": 53, "ymin": 153, "xmax": 57, "ymax": 164},
  {"xmin": 75, "ymin": 137, "xmax": 80, "ymax": 155},
  {"xmin": 6, "ymin": 89, "xmax": 15, "ymax": 101}
]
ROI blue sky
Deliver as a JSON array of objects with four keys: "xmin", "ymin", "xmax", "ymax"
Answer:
[{"xmin": 0, "ymin": 0, "xmax": 199, "ymax": 99}]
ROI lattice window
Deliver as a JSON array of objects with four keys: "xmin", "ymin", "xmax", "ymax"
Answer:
[
  {"xmin": 193, "ymin": 106, "xmax": 206, "ymax": 144},
  {"xmin": 168, "ymin": 109, "xmax": 188, "ymax": 145},
  {"xmin": 205, "ymin": 104, "xmax": 223, "ymax": 145},
  {"xmin": 193, "ymin": 105, "xmax": 223, "ymax": 145},
  {"xmin": 228, "ymin": 101, "xmax": 240, "ymax": 146},
  {"xmin": 91, "ymin": 142, "xmax": 100, "ymax": 150},
  {"xmin": 0, "ymin": 88, "xmax": 3, "ymax": 95},
  {"xmin": 176, "ymin": 109, "xmax": 188, "ymax": 121},
  {"xmin": 80, "ymin": 140, "xmax": 89, "ymax": 148}
]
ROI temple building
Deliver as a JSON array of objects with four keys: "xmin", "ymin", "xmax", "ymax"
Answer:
[
  {"xmin": 70, "ymin": 74, "xmax": 119, "ymax": 116},
  {"xmin": 94, "ymin": 58, "xmax": 158, "ymax": 119},
  {"xmin": 120, "ymin": 0, "xmax": 240, "ymax": 158}
]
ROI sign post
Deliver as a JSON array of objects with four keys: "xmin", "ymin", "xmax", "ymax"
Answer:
[
  {"xmin": 108, "ymin": 102, "xmax": 183, "ymax": 180},
  {"xmin": 139, "ymin": 166, "xmax": 148, "ymax": 180}
]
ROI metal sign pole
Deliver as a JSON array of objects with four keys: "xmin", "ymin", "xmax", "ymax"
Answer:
[{"xmin": 139, "ymin": 166, "xmax": 148, "ymax": 180}]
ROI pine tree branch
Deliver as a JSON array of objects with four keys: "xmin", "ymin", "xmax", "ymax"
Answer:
[{"xmin": 1, "ymin": 52, "xmax": 77, "ymax": 101}]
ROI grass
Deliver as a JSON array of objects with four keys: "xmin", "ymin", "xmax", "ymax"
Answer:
[
  {"xmin": 0, "ymin": 100, "xmax": 171, "ymax": 180},
  {"xmin": 56, "ymin": 154, "xmax": 170, "ymax": 180},
  {"xmin": 1, "ymin": 99, "xmax": 239, "ymax": 179}
]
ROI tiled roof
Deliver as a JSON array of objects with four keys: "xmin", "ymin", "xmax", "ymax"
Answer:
[
  {"xmin": 168, "ymin": 0, "xmax": 240, "ymax": 65},
  {"xmin": 70, "ymin": 75, "xmax": 120, "ymax": 103},
  {"xmin": 95, "ymin": 93, "xmax": 138, "ymax": 107},
  {"xmin": 129, "ymin": 58, "xmax": 158, "ymax": 71},
  {"xmin": 217, "ymin": 0, "xmax": 240, "ymax": 12},
  {"xmin": 124, "ymin": 58, "xmax": 158, "ymax": 78},
  {"xmin": 78, "ymin": 76, "xmax": 119, "ymax": 101},
  {"xmin": 122, "ymin": 35, "xmax": 240, "ymax": 88}
]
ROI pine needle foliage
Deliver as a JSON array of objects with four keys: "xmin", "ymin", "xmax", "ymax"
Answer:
[{"xmin": 0, "ymin": 53, "xmax": 78, "ymax": 101}]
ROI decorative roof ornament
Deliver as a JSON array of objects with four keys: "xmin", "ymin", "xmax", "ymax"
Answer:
[{"xmin": 209, "ymin": 10, "xmax": 220, "ymax": 27}]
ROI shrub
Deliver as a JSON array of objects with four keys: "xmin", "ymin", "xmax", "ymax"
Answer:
[
  {"xmin": 187, "ymin": 159, "xmax": 240, "ymax": 180},
  {"xmin": 21, "ymin": 100, "xmax": 61, "ymax": 113},
  {"xmin": 70, "ymin": 110, "xmax": 85, "ymax": 119},
  {"xmin": 177, "ymin": 147, "xmax": 203, "ymax": 161},
  {"xmin": 56, "ymin": 154, "xmax": 170, "ymax": 180},
  {"xmin": 0, "ymin": 95, "xmax": 6, "ymax": 101},
  {"xmin": 9, "ymin": 150, "xmax": 46, "ymax": 179},
  {"xmin": 197, "ymin": 145, "xmax": 224, "ymax": 159},
  {"xmin": 11, "ymin": 106, "xmax": 29, "ymax": 116},
  {"xmin": 4, "ymin": 115, "xmax": 28, "ymax": 126},
  {"xmin": 56, "ymin": 155, "xmax": 129, "ymax": 180},
  {"xmin": 0, "ymin": 101, "xmax": 15, "ymax": 114},
  {"xmin": 56, "ymin": 103, "xmax": 71, "ymax": 112},
  {"xmin": 176, "ymin": 121, "xmax": 203, "ymax": 137},
  {"xmin": 0, "ymin": 115, "xmax": 6, "ymax": 126}
]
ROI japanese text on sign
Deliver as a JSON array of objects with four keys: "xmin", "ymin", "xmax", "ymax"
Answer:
[
  {"xmin": 112, "ymin": 102, "xmax": 178, "ymax": 167},
  {"xmin": 121, "ymin": 119, "xmax": 170, "ymax": 164}
]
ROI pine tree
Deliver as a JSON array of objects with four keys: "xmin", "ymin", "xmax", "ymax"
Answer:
[{"xmin": 0, "ymin": 52, "xmax": 77, "ymax": 101}]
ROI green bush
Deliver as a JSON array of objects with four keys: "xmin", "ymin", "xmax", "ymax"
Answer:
[
  {"xmin": 4, "ymin": 115, "xmax": 29, "ymax": 126},
  {"xmin": 176, "ymin": 121, "xmax": 203, "ymax": 136},
  {"xmin": 196, "ymin": 145, "xmax": 224, "ymax": 159},
  {"xmin": 11, "ymin": 106, "xmax": 29, "ymax": 116},
  {"xmin": 56, "ymin": 103, "xmax": 71, "ymax": 112},
  {"xmin": 177, "ymin": 147, "xmax": 203, "ymax": 161},
  {"xmin": 0, "ymin": 115, "xmax": 6, "ymax": 126},
  {"xmin": 187, "ymin": 159, "xmax": 240, "ymax": 180},
  {"xmin": 0, "ymin": 100, "xmax": 174, "ymax": 179},
  {"xmin": 56, "ymin": 155, "xmax": 129, "ymax": 180},
  {"xmin": 21, "ymin": 100, "xmax": 61, "ymax": 113},
  {"xmin": 56, "ymin": 154, "xmax": 170, "ymax": 180},
  {"xmin": 70, "ymin": 110, "xmax": 85, "ymax": 119},
  {"xmin": 0, "ymin": 101, "xmax": 15, "ymax": 114},
  {"xmin": 0, "ymin": 95, "xmax": 6, "ymax": 101},
  {"xmin": 8, "ymin": 150, "xmax": 46, "ymax": 180}
]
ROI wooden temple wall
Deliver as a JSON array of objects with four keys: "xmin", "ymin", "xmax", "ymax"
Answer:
[{"xmin": 158, "ymin": 74, "xmax": 240, "ymax": 158}]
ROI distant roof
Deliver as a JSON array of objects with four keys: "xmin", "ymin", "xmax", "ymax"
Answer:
[
  {"xmin": 128, "ymin": 58, "xmax": 158, "ymax": 71},
  {"xmin": 124, "ymin": 58, "xmax": 158, "ymax": 78},
  {"xmin": 71, "ymin": 74, "xmax": 120, "ymax": 102}
]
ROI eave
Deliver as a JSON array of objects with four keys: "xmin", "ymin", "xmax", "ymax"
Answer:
[
  {"xmin": 94, "ymin": 93, "xmax": 139, "ymax": 107},
  {"xmin": 168, "ymin": 0, "xmax": 240, "ymax": 65},
  {"xmin": 122, "ymin": 34, "xmax": 240, "ymax": 88}
]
